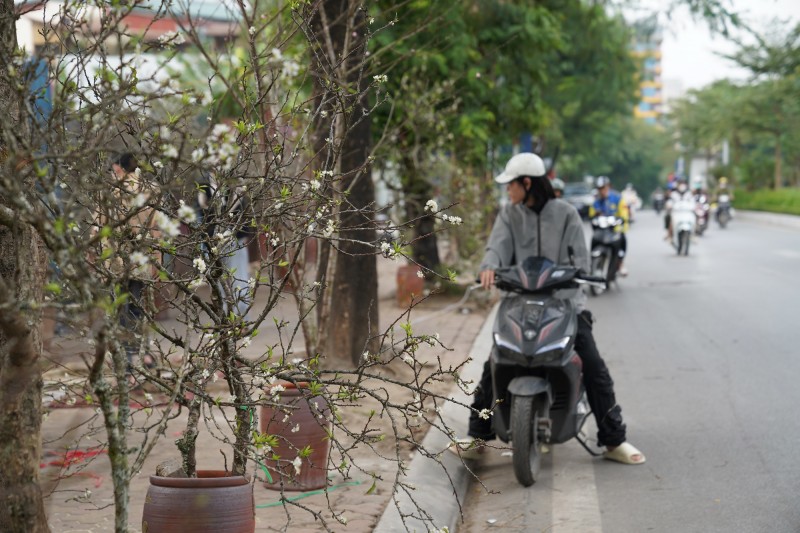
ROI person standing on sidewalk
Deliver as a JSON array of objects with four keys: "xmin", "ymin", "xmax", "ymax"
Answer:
[{"xmin": 453, "ymin": 152, "xmax": 645, "ymax": 465}]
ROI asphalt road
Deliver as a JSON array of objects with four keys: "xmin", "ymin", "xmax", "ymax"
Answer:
[{"xmin": 455, "ymin": 210, "xmax": 800, "ymax": 533}]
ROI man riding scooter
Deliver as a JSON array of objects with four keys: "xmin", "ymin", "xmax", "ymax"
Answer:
[{"xmin": 589, "ymin": 176, "xmax": 630, "ymax": 276}]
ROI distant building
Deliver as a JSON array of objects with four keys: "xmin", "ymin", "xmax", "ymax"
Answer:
[
  {"xmin": 630, "ymin": 16, "xmax": 663, "ymax": 125},
  {"xmin": 14, "ymin": 0, "xmax": 242, "ymax": 55}
]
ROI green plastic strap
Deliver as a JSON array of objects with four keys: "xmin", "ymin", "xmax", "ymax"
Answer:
[{"xmin": 256, "ymin": 480, "xmax": 362, "ymax": 508}]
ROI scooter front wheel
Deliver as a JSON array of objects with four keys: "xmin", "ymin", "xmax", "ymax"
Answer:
[
  {"xmin": 511, "ymin": 394, "xmax": 542, "ymax": 487},
  {"xmin": 589, "ymin": 255, "xmax": 607, "ymax": 296}
]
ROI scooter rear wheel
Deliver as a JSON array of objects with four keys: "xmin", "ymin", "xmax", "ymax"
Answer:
[
  {"xmin": 677, "ymin": 231, "xmax": 690, "ymax": 256},
  {"xmin": 511, "ymin": 394, "xmax": 542, "ymax": 487}
]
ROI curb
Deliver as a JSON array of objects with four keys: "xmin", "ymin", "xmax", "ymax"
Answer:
[
  {"xmin": 736, "ymin": 210, "xmax": 800, "ymax": 231},
  {"xmin": 374, "ymin": 305, "xmax": 497, "ymax": 533}
]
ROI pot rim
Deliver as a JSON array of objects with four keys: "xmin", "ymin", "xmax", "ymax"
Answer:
[{"xmin": 149, "ymin": 470, "xmax": 250, "ymax": 488}]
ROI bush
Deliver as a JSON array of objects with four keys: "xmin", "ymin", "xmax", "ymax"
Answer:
[{"xmin": 735, "ymin": 188, "xmax": 800, "ymax": 216}]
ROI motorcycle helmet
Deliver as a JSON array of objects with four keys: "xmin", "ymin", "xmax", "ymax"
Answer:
[
  {"xmin": 719, "ymin": 176, "xmax": 728, "ymax": 186},
  {"xmin": 495, "ymin": 153, "xmax": 547, "ymax": 184},
  {"xmin": 595, "ymin": 176, "xmax": 611, "ymax": 189},
  {"xmin": 677, "ymin": 179, "xmax": 688, "ymax": 193},
  {"xmin": 551, "ymin": 177, "xmax": 565, "ymax": 191}
]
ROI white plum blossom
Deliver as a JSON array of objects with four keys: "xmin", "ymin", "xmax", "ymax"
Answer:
[
  {"xmin": 380, "ymin": 241, "xmax": 397, "ymax": 260},
  {"xmin": 133, "ymin": 193, "xmax": 147, "ymax": 208},
  {"xmin": 424, "ymin": 199, "xmax": 438, "ymax": 212},
  {"xmin": 478, "ymin": 408, "xmax": 492, "ymax": 420},
  {"xmin": 271, "ymin": 47, "xmax": 283, "ymax": 60},
  {"xmin": 154, "ymin": 211, "xmax": 180, "ymax": 238},
  {"xmin": 322, "ymin": 219, "xmax": 335, "ymax": 238},
  {"xmin": 130, "ymin": 252, "xmax": 150, "ymax": 276},
  {"xmin": 177, "ymin": 201, "xmax": 197, "ymax": 224},
  {"xmin": 158, "ymin": 31, "xmax": 186, "ymax": 45},
  {"xmin": 248, "ymin": 26, "xmax": 256, "ymax": 36},
  {"xmin": 153, "ymin": 160, "xmax": 163, "ymax": 170},
  {"xmin": 292, "ymin": 456, "xmax": 302, "ymax": 476},
  {"xmin": 282, "ymin": 60, "xmax": 300, "ymax": 79},
  {"xmin": 162, "ymin": 144, "xmax": 179, "ymax": 159},
  {"xmin": 416, "ymin": 270, "xmax": 424, "ymax": 279},
  {"xmin": 401, "ymin": 354, "xmax": 414, "ymax": 365},
  {"xmin": 193, "ymin": 257, "xmax": 207, "ymax": 274},
  {"xmin": 373, "ymin": 74, "xmax": 388, "ymax": 84},
  {"xmin": 188, "ymin": 278, "xmax": 203, "ymax": 290},
  {"xmin": 291, "ymin": 424, "xmax": 300, "ymax": 433},
  {"xmin": 201, "ymin": 369, "xmax": 210, "ymax": 380},
  {"xmin": 442, "ymin": 214, "xmax": 463, "ymax": 225},
  {"xmin": 309, "ymin": 179, "xmax": 321, "ymax": 191}
]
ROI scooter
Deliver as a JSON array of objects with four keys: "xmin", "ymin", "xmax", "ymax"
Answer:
[
  {"xmin": 694, "ymin": 194, "xmax": 710, "ymax": 236},
  {"xmin": 715, "ymin": 194, "xmax": 732, "ymax": 228},
  {"xmin": 652, "ymin": 192, "xmax": 665, "ymax": 214},
  {"xmin": 489, "ymin": 255, "xmax": 604, "ymax": 487},
  {"xmin": 670, "ymin": 197, "xmax": 695, "ymax": 256},
  {"xmin": 589, "ymin": 215, "xmax": 624, "ymax": 296}
]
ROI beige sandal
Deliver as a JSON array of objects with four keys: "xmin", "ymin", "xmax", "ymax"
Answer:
[{"xmin": 603, "ymin": 442, "xmax": 646, "ymax": 465}]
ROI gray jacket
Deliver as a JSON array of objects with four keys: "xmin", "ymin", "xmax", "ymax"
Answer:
[{"xmin": 479, "ymin": 199, "xmax": 590, "ymax": 308}]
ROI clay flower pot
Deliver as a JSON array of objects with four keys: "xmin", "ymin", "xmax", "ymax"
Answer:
[
  {"xmin": 260, "ymin": 382, "xmax": 332, "ymax": 491},
  {"xmin": 142, "ymin": 470, "xmax": 255, "ymax": 533}
]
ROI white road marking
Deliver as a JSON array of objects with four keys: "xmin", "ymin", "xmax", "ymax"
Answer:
[{"xmin": 551, "ymin": 441, "xmax": 603, "ymax": 533}]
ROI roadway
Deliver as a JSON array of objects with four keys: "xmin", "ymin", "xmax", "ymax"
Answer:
[{"xmin": 455, "ymin": 209, "xmax": 800, "ymax": 533}]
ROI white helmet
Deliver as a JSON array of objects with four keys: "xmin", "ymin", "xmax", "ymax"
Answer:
[
  {"xmin": 551, "ymin": 178, "xmax": 565, "ymax": 191},
  {"xmin": 495, "ymin": 153, "xmax": 547, "ymax": 184}
]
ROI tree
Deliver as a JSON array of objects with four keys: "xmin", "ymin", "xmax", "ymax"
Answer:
[{"xmin": 0, "ymin": 1, "xmax": 51, "ymax": 530}]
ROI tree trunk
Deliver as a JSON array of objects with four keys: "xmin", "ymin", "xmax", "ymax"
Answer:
[
  {"xmin": 401, "ymin": 156, "xmax": 441, "ymax": 275},
  {"xmin": 309, "ymin": 0, "xmax": 379, "ymax": 365},
  {"xmin": 0, "ymin": 1, "xmax": 51, "ymax": 530}
]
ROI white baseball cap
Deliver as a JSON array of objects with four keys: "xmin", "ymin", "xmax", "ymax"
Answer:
[{"xmin": 495, "ymin": 153, "xmax": 547, "ymax": 184}]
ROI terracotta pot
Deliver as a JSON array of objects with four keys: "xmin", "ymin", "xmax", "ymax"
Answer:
[
  {"xmin": 396, "ymin": 264, "xmax": 424, "ymax": 307},
  {"xmin": 260, "ymin": 382, "xmax": 331, "ymax": 491},
  {"xmin": 142, "ymin": 470, "xmax": 255, "ymax": 533}
]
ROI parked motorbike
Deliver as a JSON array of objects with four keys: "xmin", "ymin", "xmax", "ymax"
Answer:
[
  {"xmin": 694, "ymin": 194, "xmax": 710, "ymax": 236},
  {"xmin": 589, "ymin": 215, "xmax": 624, "ymax": 295},
  {"xmin": 671, "ymin": 196, "xmax": 695, "ymax": 256},
  {"xmin": 715, "ymin": 193, "xmax": 732, "ymax": 228},
  {"xmin": 489, "ymin": 256, "xmax": 604, "ymax": 486}
]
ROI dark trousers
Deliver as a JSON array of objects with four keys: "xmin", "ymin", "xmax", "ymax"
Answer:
[
  {"xmin": 468, "ymin": 310, "xmax": 627, "ymax": 447},
  {"xmin": 120, "ymin": 280, "xmax": 145, "ymax": 368}
]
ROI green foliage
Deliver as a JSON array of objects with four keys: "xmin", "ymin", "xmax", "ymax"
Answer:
[
  {"xmin": 735, "ymin": 188, "xmax": 800, "ymax": 215},
  {"xmin": 669, "ymin": 22, "xmax": 800, "ymax": 190}
]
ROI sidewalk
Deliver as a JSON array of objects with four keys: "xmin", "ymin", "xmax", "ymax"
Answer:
[{"xmin": 39, "ymin": 256, "xmax": 493, "ymax": 532}]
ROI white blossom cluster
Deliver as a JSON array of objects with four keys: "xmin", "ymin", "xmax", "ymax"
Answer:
[
  {"xmin": 270, "ymin": 48, "xmax": 300, "ymax": 79},
  {"xmin": 154, "ymin": 211, "xmax": 181, "ymax": 239},
  {"xmin": 158, "ymin": 31, "xmax": 186, "ymax": 46},
  {"xmin": 130, "ymin": 251, "xmax": 150, "ymax": 277},
  {"xmin": 192, "ymin": 123, "xmax": 240, "ymax": 172},
  {"xmin": 380, "ymin": 241, "xmax": 397, "ymax": 259},
  {"xmin": 177, "ymin": 200, "xmax": 197, "ymax": 224}
]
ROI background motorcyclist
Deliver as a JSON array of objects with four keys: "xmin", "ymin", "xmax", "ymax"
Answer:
[
  {"xmin": 551, "ymin": 177, "xmax": 565, "ymax": 198},
  {"xmin": 455, "ymin": 152, "xmax": 645, "ymax": 465},
  {"xmin": 711, "ymin": 176, "xmax": 735, "ymax": 203},
  {"xmin": 621, "ymin": 183, "xmax": 641, "ymax": 223},
  {"xmin": 589, "ymin": 176, "xmax": 630, "ymax": 276},
  {"xmin": 664, "ymin": 177, "xmax": 695, "ymax": 240}
]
